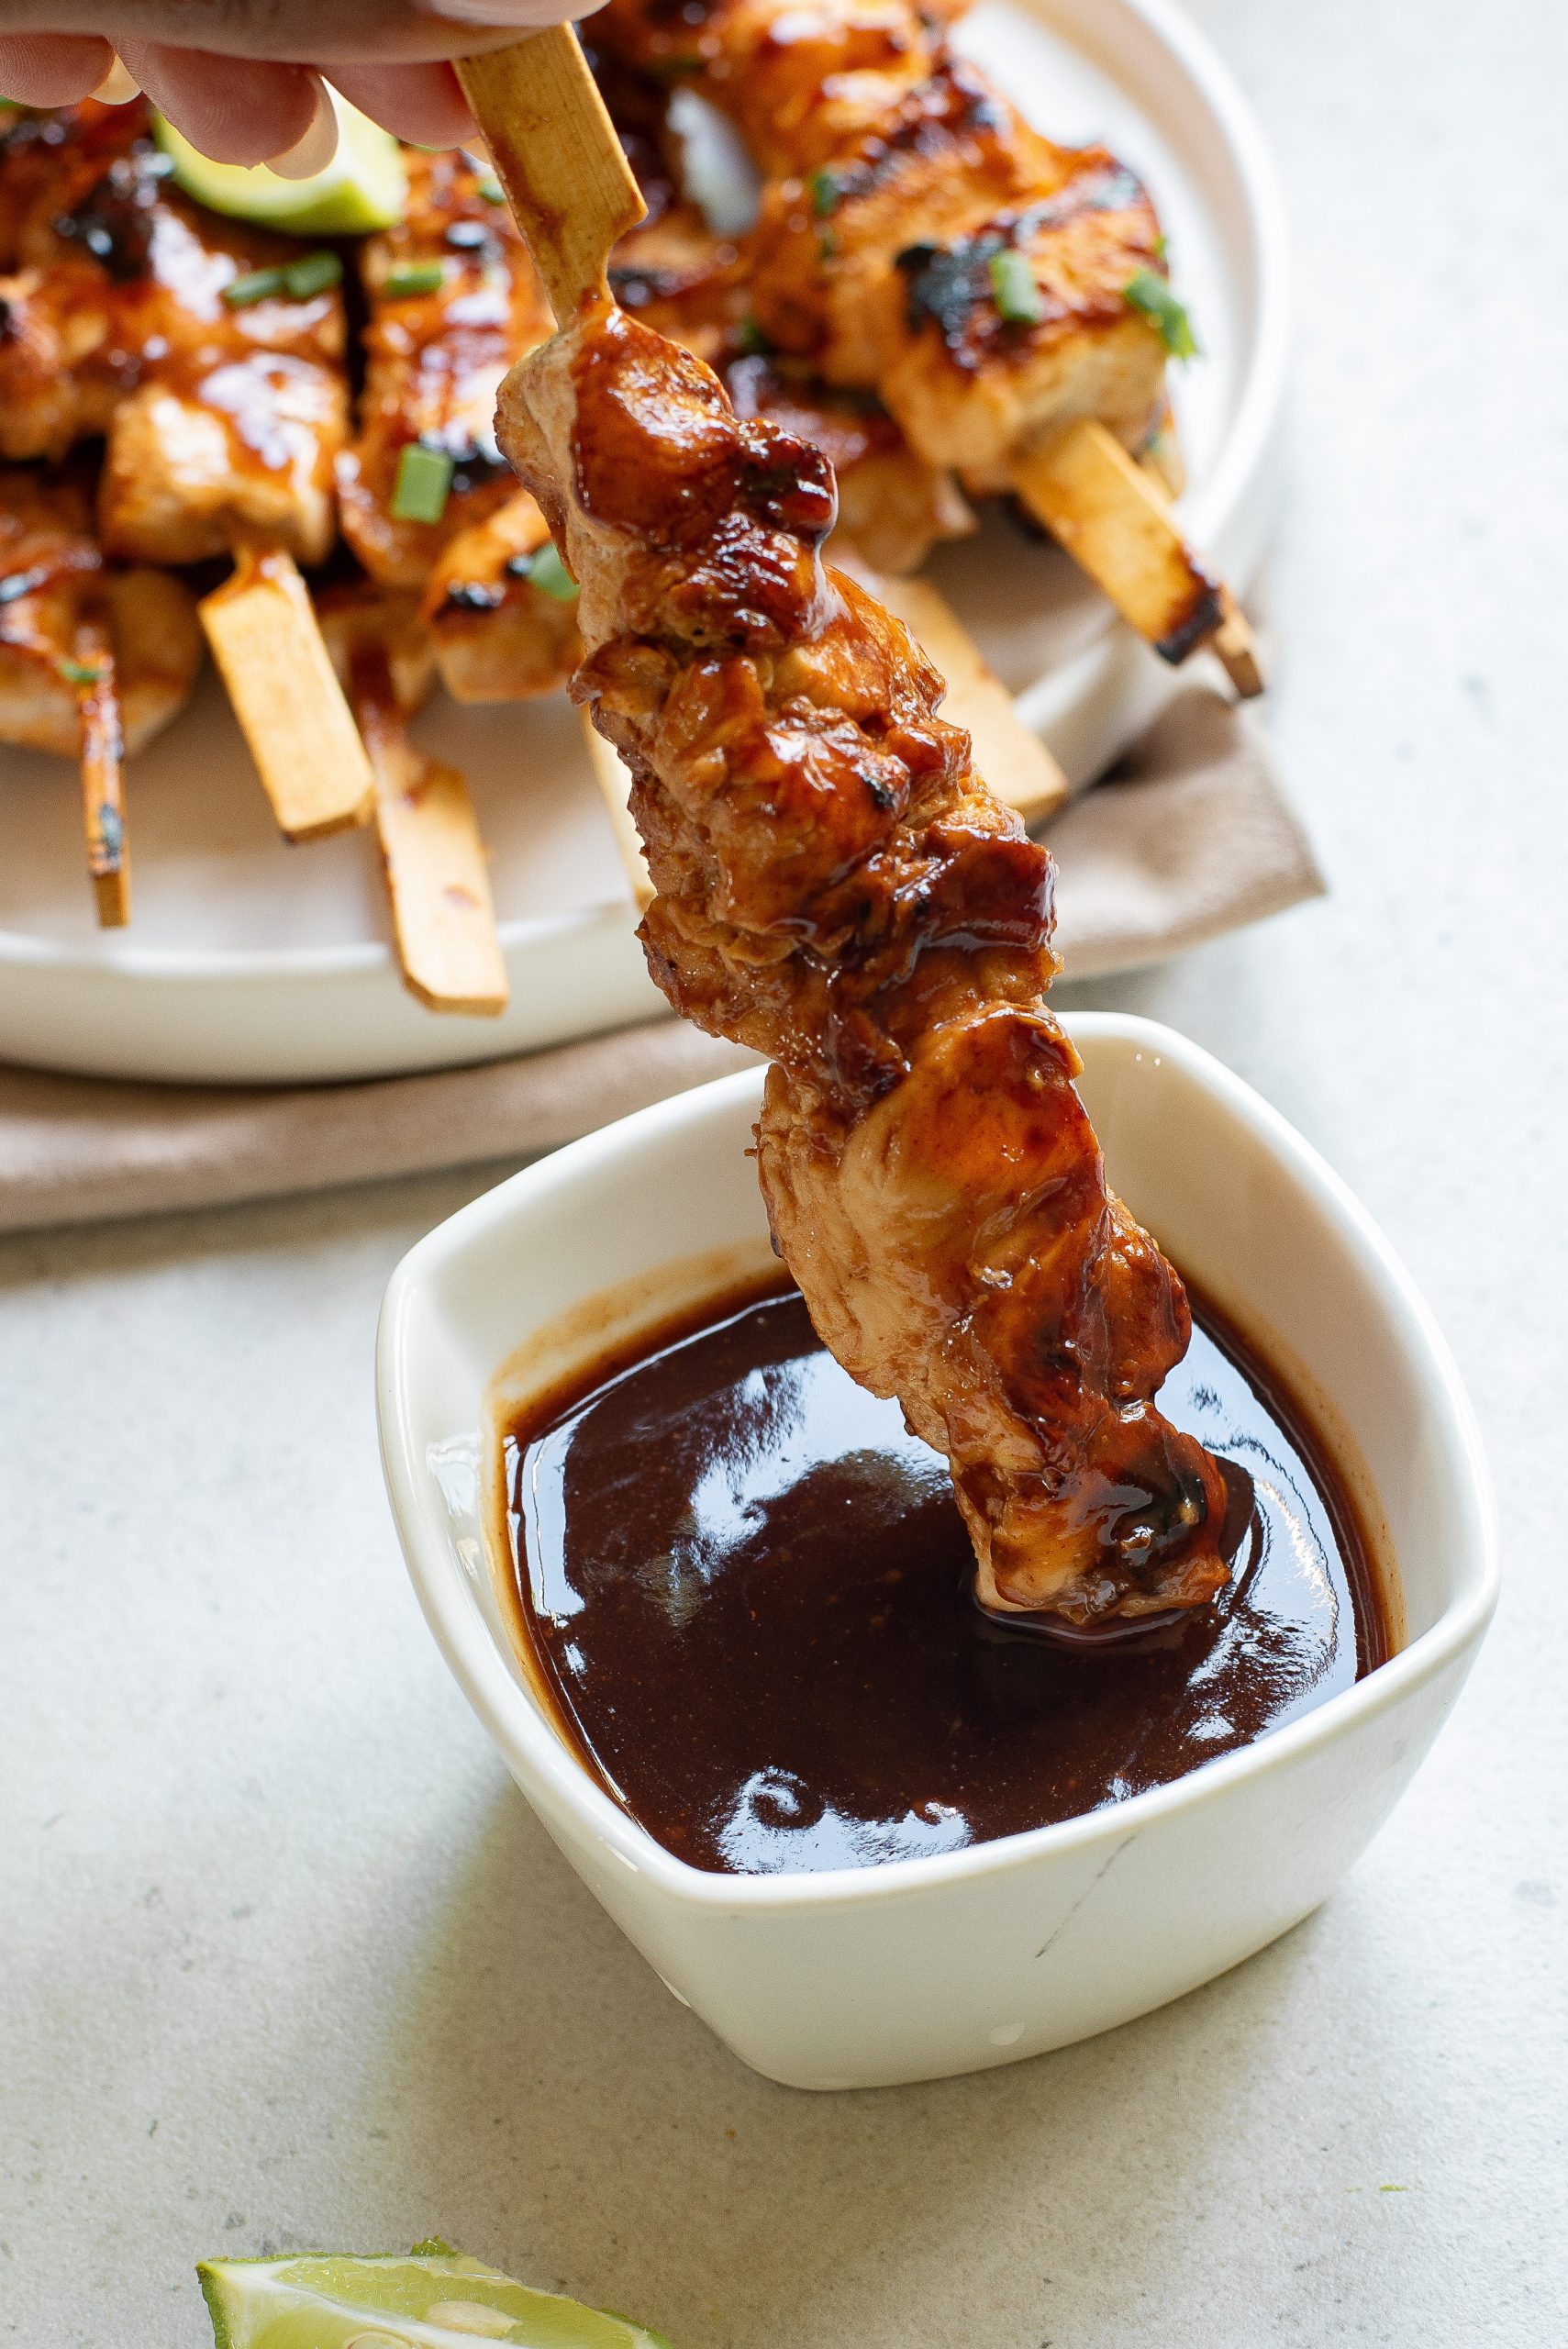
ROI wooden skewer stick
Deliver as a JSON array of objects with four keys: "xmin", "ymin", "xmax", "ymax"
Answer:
[
  {"xmin": 1013, "ymin": 420, "xmax": 1262, "ymax": 699},
  {"xmin": 833, "ymin": 548, "xmax": 1068, "ymax": 828},
  {"xmin": 456, "ymin": 32, "xmax": 644, "ymax": 322},
  {"xmin": 199, "ymin": 541, "xmax": 376, "ymax": 842},
  {"xmin": 577, "ymin": 707, "xmax": 655, "ymax": 910},
  {"xmin": 346, "ymin": 639, "xmax": 509, "ymax": 1016},
  {"xmin": 72, "ymin": 610, "xmax": 131, "ymax": 928},
  {"xmin": 0, "ymin": 567, "xmax": 131, "ymax": 927}
]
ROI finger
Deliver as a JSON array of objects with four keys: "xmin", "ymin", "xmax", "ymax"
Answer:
[
  {"xmin": 0, "ymin": 2, "xmax": 584, "ymax": 70},
  {"xmin": 0, "ymin": 31, "xmax": 114, "ymax": 104},
  {"xmin": 322, "ymin": 58, "xmax": 475, "ymax": 149},
  {"xmin": 116, "ymin": 40, "xmax": 321, "ymax": 165}
]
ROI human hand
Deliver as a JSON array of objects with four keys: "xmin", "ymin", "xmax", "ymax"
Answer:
[{"xmin": 0, "ymin": 0, "xmax": 585, "ymax": 171}]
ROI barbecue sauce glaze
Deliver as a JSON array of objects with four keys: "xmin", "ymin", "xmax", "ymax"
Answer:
[{"xmin": 500, "ymin": 1278, "xmax": 1389, "ymax": 1876}]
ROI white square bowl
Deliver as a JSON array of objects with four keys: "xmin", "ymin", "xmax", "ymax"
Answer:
[{"xmin": 376, "ymin": 1015, "xmax": 1497, "ymax": 2090}]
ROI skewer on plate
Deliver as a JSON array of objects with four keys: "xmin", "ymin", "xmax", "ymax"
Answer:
[
  {"xmin": 318, "ymin": 584, "xmax": 509, "ymax": 1014},
  {"xmin": 582, "ymin": 0, "xmax": 1261, "ymax": 697},
  {"xmin": 0, "ymin": 99, "xmax": 376, "ymax": 841},
  {"xmin": 0, "ymin": 465, "xmax": 203, "ymax": 924}
]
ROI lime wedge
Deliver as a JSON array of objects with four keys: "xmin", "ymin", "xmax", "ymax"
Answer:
[
  {"xmin": 153, "ymin": 93, "xmax": 406, "ymax": 236},
  {"xmin": 198, "ymin": 2246, "xmax": 673, "ymax": 2349}
]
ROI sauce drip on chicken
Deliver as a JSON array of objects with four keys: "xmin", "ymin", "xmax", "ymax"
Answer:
[{"xmin": 498, "ymin": 302, "xmax": 1230, "ymax": 1626}]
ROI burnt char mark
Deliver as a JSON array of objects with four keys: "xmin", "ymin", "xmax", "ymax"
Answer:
[
  {"xmin": 1154, "ymin": 569, "xmax": 1225, "ymax": 664},
  {"xmin": 51, "ymin": 140, "xmax": 172, "ymax": 283},
  {"xmin": 439, "ymin": 579, "xmax": 506, "ymax": 613},
  {"xmin": 738, "ymin": 425, "xmax": 837, "ymax": 540},
  {"xmin": 812, "ymin": 59, "xmax": 1007, "ymax": 217},
  {"xmin": 609, "ymin": 262, "xmax": 696, "ymax": 309},
  {"xmin": 898, "ymin": 237, "xmax": 996, "ymax": 344},
  {"xmin": 898, "ymin": 165, "xmax": 1155, "ymax": 355}
]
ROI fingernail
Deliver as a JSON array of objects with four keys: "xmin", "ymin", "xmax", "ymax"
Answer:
[
  {"xmin": 420, "ymin": 0, "xmax": 562, "ymax": 23},
  {"xmin": 267, "ymin": 75, "xmax": 339, "ymax": 181},
  {"xmin": 91, "ymin": 55, "xmax": 141, "ymax": 105}
]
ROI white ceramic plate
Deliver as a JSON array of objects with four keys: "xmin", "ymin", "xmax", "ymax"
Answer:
[{"xmin": 0, "ymin": 0, "xmax": 1288, "ymax": 1085}]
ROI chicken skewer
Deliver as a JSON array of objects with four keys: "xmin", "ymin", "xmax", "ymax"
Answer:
[
  {"xmin": 462, "ymin": 31, "xmax": 1235, "ymax": 1630},
  {"xmin": 337, "ymin": 141, "xmax": 555, "ymax": 589},
  {"xmin": 328, "ymin": 138, "xmax": 579, "ymax": 1002},
  {"xmin": 424, "ymin": 79, "xmax": 1063, "ymax": 881},
  {"xmin": 0, "ymin": 96, "xmax": 373, "ymax": 838},
  {"xmin": 591, "ymin": 0, "xmax": 1261, "ymax": 694},
  {"xmin": 318, "ymin": 584, "xmax": 509, "ymax": 1016},
  {"xmin": 0, "ymin": 464, "xmax": 201, "ymax": 924}
]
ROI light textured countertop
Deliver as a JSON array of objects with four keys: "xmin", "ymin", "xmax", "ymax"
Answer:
[{"xmin": 3, "ymin": 2, "xmax": 1563, "ymax": 2342}]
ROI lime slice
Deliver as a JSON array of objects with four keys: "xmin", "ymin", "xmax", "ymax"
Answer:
[
  {"xmin": 153, "ymin": 93, "xmax": 406, "ymax": 236},
  {"xmin": 198, "ymin": 2245, "xmax": 673, "ymax": 2349}
]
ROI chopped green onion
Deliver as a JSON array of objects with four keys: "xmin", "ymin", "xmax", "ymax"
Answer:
[
  {"xmin": 736, "ymin": 315, "xmax": 773, "ymax": 357},
  {"xmin": 818, "ymin": 230, "xmax": 839, "ymax": 262},
  {"xmin": 521, "ymin": 540, "xmax": 578, "ymax": 602},
  {"xmin": 1124, "ymin": 269, "xmax": 1198, "ymax": 359},
  {"xmin": 223, "ymin": 266, "xmax": 286, "ymax": 308},
  {"xmin": 282, "ymin": 249, "xmax": 343, "ymax": 299},
  {"xmin": 808, "ymin": 167, "xmax": 842, "ymax": 218},
  {"xmin": 390, "ymin": 441, "xmax": 454, "ymax": 525},
  {"xmin": 988, "ymin": 248, "xmax": 1043, "ymax": 325},
  {"xmin": 56, "ymin": 656, "xmax": 104, "ymax": 686},
  {"xmin": 385, "ymin": 259, "xmax": 446, "ymax": 299},
  {"xmin": 476, "ymin": 172, "xmax": 505, "ymax": 203}
]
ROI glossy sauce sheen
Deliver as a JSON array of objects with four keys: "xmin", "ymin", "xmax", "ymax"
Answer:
[{"xmin": 502, "ymin": 1282, "xmax": 1389, "ymax": 1876}]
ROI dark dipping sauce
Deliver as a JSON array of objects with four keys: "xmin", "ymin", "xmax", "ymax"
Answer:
[{"xmin": 500, "ymin": 1280, "xmax": 1390, "ymax": 1876}]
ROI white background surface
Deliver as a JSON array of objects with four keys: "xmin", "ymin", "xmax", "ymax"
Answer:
[{"xmin": 2, "ymin": 0, "xmax": 1564, "ymax": 2342}]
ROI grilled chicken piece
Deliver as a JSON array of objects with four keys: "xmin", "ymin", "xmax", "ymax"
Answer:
[
  {"xmin": 422, "ymin": 490, "xmax": 583, "ymax": 702},
  {"xmin": 497, "ymin": 303, "xmax": 1230, "ymax": 1627},
  {"xmin": 0, "ymin": 100, "xmax": 350, "ymax": 563},
  {"xmin": 595, "ymin": 0, "xmax": 1171, "ymax": 493},
  {"xmin": 102, "ymin": 355, "xmax": 346, "ymax": 567},
  {"xmin": 0, "ymin": 465, "xmax": 200, "ymax": 756},
  {"xmin": 338, "ymin": 145, "xmax": 554, "ymax": 589},
  {"xmin": 599, "ymin": 0, "xmax": 968, "ymax": 177}
]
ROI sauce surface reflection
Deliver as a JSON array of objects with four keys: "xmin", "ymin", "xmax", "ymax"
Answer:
[{"xmin": 503, "ymin": 1284, "xmax": 1388, "ymax": 1875}]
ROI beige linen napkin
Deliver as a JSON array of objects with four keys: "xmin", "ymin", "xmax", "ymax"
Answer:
[{"xmin": 0, "ymin": 689, "xmax": 1322, "ymax": 1235}]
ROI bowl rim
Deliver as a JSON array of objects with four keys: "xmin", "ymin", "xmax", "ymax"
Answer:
[{"xmin": 376, "ymin": 1013, "xmax": 1499, "ymax": 1915}]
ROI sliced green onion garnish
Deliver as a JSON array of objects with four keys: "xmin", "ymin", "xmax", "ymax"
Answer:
[
  {"xmin": 989, "ymin": 249, "xmax": 1043, "ymax": 325},
  {"xmin": 808, "ymin": 167, "xmax": 842, "ymax": 218},
  {"xmin": 282, "ymin": 249, "xmax": 343, "ymax": 299},
  {"xmin": 736, "ymin": 315, "xmax": 773, "ymax": 357},
  {"xmin": 223, "ymin": 266, "xmax": 286, "ymax": 307},
  {"xmin": 476, "ymin": 173, "xmax": 505, "ymax": 203},
  {"xmin": 56, "ymin": 656, "xmax": 104, "ymax": 686},
  {"xmin": 522, "ymin": 540, "xmax": 578, "ymax": 602},
  {"xmin": 390, "ymin": 441, "xmax": 454, "ymax": 525},
  {"xmin": 1124, "ymin": 268, "xmax": 1198, "ymax": 358},
  {"xmin": 385, "ymin": 259, "xmax": 446, "ymax": 299}
]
